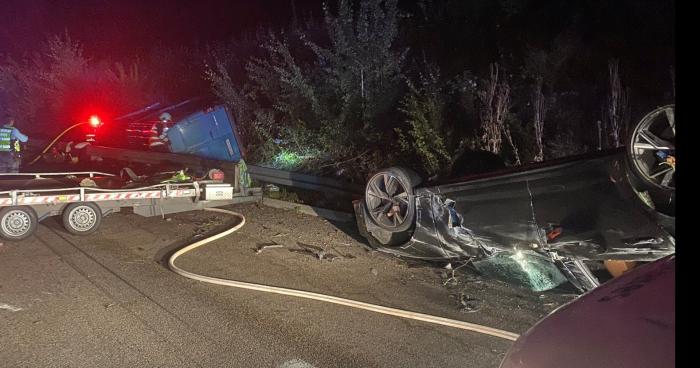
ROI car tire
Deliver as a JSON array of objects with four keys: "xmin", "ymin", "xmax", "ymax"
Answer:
[
  {"xmin": 625, "ymin": 105, "xmax": 675, "ymax": 216},
  {"xmin": 626, "ymin": 105, "xmax": 675, "ymax": 193},
  {"xmin": 364, "ymin": 167, "xmax": 421, "ymax": 245}
]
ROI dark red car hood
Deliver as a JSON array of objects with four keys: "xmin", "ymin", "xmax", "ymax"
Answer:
[{"xmin": 501, "ymin": 255, "xmax": 675, "ymax": 368}]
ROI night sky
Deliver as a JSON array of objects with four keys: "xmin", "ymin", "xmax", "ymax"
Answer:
[
  {"xmin": 0, "ymin": 0, "xmax": 674, "ymax": 124},
  {"xmin": 1, "ymin": 1, "xmax": 674, "ymax": 66},
  {"xmin": 0, "ymin": 0, "xmax": 321, "ymax": 58}
]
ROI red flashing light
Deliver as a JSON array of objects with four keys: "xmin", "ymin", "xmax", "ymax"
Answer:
[{"xmin": 89, "ymin": 115, "xmax": 101, "ymax": 128}]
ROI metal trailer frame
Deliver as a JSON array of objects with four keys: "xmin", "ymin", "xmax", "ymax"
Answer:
[{"xmin": 0, "ymin": 171, "xmax": 257, "ymax": 240}]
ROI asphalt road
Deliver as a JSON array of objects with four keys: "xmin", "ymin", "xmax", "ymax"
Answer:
[{"xmin": 0, "ymin": 203, "xmax": 574, "ymax": 368}]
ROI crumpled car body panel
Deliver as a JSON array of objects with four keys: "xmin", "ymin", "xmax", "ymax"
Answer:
[{"xmin": 355, "ymin": 150, "xmax": 675, "ymax": 291}]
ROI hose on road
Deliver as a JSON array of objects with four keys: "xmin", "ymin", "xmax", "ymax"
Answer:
[{"xmin": 168, "ymin": 207, "xmax": 520, "ymax": 341}]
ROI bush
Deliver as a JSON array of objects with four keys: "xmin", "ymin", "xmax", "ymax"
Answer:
[
  {"xmin": 396, "ymin": 65, "xmax": 451, "ymax": 177},
  {"xmin": 0, "ymin": 33, "xmax": 156, "ymax": 138}
]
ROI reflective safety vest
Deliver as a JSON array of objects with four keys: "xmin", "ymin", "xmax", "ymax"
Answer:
[{"xmin": 0, "ymin": 128, "xmax": 12, "ymax": 152}]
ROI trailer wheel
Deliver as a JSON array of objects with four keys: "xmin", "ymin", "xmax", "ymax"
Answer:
[
  {"xmin": 0, "ymin": 206, "xmax": 38, "ymax": 240},
  {"xmin": 63, "ymin": 202, "xmax": 102, "ymax": 235}
]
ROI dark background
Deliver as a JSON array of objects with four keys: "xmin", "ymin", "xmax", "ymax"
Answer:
[
  {"xmin": 0, "ymin": 0, "xmax": 675, "ymax": 176},
  {"xmin": 0, "ymin": 0, "xmax": 323, "ymax": 58}
]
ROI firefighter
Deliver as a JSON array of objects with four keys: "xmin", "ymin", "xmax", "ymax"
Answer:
[
  {"xmin": 148, "ymin": 112, "xmax": 172, "ymax": 151},
  {"xmin": 0, "ymin": 114, "xmax": 28, "ymax": 173}
]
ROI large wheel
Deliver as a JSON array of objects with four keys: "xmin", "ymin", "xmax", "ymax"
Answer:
[
  {"xmin": 364, "ymin": 167, "xmax": 420, "ymax": 245},
  {"xmin": 62, "ymin": 202, "xmax": 102, "ymax": 235},
  {"xmin": 628, "ymin": 105, "xmax": 675, "ymax": 191},
  {"xmin": 0, "ymin": 206, "xmax": 38, "ymax": 240}
]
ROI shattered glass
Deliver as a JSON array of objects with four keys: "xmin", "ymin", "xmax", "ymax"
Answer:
[{"xmin": 472, "ymin": 251, "xmax": 568, "ymax": 291}]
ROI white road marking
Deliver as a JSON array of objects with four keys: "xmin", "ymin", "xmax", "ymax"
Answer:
[{"xmin": 278, "ymin": 359, "xmax": 317, "ymax": 368}]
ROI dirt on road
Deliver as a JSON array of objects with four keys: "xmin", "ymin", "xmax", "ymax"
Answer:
[{"xmin": 0, "ymin": 202, "xmax": 575, "ymax": 368}]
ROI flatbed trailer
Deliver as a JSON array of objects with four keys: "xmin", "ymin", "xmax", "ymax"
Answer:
[{"xmin": 0, "ymin": 171, "xmax": 259, "ymax": 240}]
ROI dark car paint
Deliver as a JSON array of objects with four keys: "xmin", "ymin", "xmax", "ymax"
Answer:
[{"xmin": 500, "ymin": 255, "xmax": 675, "ymax": 368}]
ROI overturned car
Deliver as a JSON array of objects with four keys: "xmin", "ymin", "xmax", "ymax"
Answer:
[{"xmin": 355, "ymin": 105, "xmax": 675, "ymax": 293}]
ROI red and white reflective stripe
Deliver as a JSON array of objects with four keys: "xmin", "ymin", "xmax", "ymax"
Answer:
[
  {"xmin": 83, "ymin": 191, "xmax": 163, "ymax": 201},
  {"xmin": 0, "ymin": 187, "xmax": 198, "ymax": 207},
  {"xmin": 0, "ymin": 194, "xmax": 81, "ymax": 205}
]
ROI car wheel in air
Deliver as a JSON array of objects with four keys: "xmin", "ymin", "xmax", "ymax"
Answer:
[
  {"xmin": 364, "ymin": 167, "xmax": 420, "ymax": 245},
  {"xmin": 627, "ymin": 104, "xmax": 675, "ymax": 192}
]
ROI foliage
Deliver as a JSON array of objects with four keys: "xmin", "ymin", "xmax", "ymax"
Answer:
[
  {"xmin": 396, "ymin": 63, "xmax": 451, "ymax": 176},
  {"xmin": 0, "ymin": 33, "xmax": 155, "ymax": 137},
  {"xmin": 1, "ymin": 0, "xmax": 675, "ymax": 183},
  {"xmin": 208, "ymin": 0, "xmax": 406, "ymax": 181}
]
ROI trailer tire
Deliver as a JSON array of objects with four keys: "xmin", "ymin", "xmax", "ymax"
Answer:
[
  {"xmin": 63, "ymin": 202, "xmax": 102, "ymax": 235},
  {"xmin": 0, "ymin": 206, "xmax": 38, "ymax": 240}
]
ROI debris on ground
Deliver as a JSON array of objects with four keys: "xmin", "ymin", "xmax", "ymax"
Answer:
[
  {"xmin": 458, "ymin": 293, "xmax": 482, "ymax": 313},
  {"xmin": 288, "ymin": 242, "xmax": 344, "ymax": 261},
  {"xmin": 442, "ymin": 262, "xmax": 470, "ymax": 286},
  {"xmin": 255, "ymin": 242, "xmax": 285, "ymax": 254},
  {"xmin": 321, "ymin": 253, "xmax": 340, "ymax": 261},
  {"xmin": 0, "ymin": 303, "xmax": 23, "ymax": 312},
  {"xmin": 288, "ymin": 248, "xmax": 318, "ymax": 258},
  {"xmin": 297, "ymin": 242, "xmax": 324, "ymax": 253},
  {"xmin": 370, "ymin": 268, "xmax": 379, "ymax": 276},
  {"xmin": 405, "ymin": 260, "xmax": 433, "ymax": 269},
  {"xmin": 192, "ymin": 216, "xmax": 225, "ymax": 238},
  {"xmin": 327, "ymin": 243, "xmax": 356, "ymax": 259}
]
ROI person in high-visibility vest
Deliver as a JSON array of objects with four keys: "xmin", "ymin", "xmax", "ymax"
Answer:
[
  {"xmin": 0, "ymin": 114, "xmax": 29, "ymax": 173},
  {"xmin": 148, "ymin": 112, "xmax": 172, "ymax": 152}
]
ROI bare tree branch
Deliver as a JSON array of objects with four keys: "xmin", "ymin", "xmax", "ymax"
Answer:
[{"xmin": 477, "ymin": 63, "xmax": 520, "ymax": 165}]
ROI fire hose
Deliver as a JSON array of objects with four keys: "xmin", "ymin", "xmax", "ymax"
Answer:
[
  {"xmin": 27, "ymin": 122, "xmax": 87, "ymax": 166},
  {"xmin": 168, "ymin": 207, "xmax": 520, "ymax": 341}
]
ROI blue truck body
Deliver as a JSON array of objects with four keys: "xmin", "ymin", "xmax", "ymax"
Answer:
[
  {"xmin": 104, "ymin": 99, "xmax": 243, "ymax": 163},
  {"xmin": 165, "ymin": 105, "xmax": 242, "ymax": 162}
]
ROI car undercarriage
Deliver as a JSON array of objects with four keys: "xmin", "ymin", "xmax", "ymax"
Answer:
[{"xmin": 355, "ymin": 105, "xmax": 675, "ymax": 293}]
